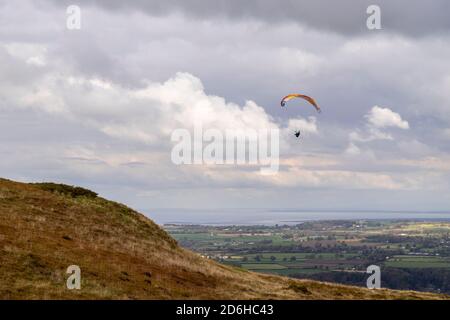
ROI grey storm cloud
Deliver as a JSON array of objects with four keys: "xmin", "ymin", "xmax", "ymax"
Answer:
[{"xmin": 48, "ymin": 0, "xmax": 450, "ymax": 37}]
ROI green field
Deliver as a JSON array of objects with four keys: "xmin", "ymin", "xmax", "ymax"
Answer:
[
  {"xmin": 268, "ymin": 268, "xmax": 324, "ymax": 276},
  {"xmin": 237, "ymin": 263, "xmax": 325, "ymax": 276},
  {"xmin": 384, "ymin": 255, "xmax": 450, "ymax": 268},
  {"xmin": 242, "ymin": 252, "xmax": 357, "ymax": 260},
  {"xmin": 241, "ymin": 263, "xmax": 287, "ymax": 270}
]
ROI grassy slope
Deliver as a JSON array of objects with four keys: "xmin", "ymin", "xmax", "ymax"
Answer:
[{"xmin": 0, "ymin": 178, "xmax": 446, "ymax": 300}]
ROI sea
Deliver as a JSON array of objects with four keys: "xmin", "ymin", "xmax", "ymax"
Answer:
[{"xmin": 141, "ymin": 208, "xmax": 450, "ymax": 226}]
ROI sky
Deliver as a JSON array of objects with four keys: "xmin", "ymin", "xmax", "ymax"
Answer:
[{"xmin": 1, "ymin": 1, "xmax": 450, "ymax": 220}]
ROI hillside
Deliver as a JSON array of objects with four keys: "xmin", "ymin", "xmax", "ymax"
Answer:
[{"xmin": 0, "ymin": 178, "xmax": 446, "ymax": 299}]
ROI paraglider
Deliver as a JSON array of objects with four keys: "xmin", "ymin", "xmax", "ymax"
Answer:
[
  {"xmin": 280, "ymin": 94, "xmax": 321, "ymax": 113},
  {"xmin": 280, "ymin": 93, "xmax": 321, "ymax": 139}
]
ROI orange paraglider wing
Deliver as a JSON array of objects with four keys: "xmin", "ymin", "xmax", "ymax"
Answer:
[{"xmin": 280, "ymin": 94, "xmax": 321, "ymax": 113}]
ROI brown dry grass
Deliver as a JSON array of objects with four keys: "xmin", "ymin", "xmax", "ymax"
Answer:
[{"xmin": 0, "ymin": 178, "xmax": 447, "ymax": 300}]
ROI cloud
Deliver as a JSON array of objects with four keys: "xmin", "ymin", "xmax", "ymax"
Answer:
[
  {"xmin": 1, "ymin": 1, "xmax": 450, "ymax": 212},
  {"xmin": 444, "ymin": 129, "xmax": 450, "ymax": 139},
  {"xmin": 0, "ymin": 55, "xmax": 416, "ymax": 192},
  {"xmin": 345, "ymin": 142, "xmax": 361, "ymax": 155},
  {"xmin": 203, "ymin": 165, "xmax": 407, "ymax": 190},
  {"xmin": 47, "ymin": 0, "xmax": 450, "ymax": 37},
  {"xmin": 365, "ymin": 106, "xmax": 409, "ymax": 129},
  {"xmin": 349, "ymin": 128, "xmax": 393, "ymax": 142},
  {"xmin": 348, "ymin": 106, "xmax": 409, "ymax": 147},
  {"xmin": 10, "ymin": 70, "xmax": 280, "ymax": 147}
]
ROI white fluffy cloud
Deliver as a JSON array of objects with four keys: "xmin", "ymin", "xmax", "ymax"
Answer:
[
  {"xmin": 348, "ymin": 106, "xmax": 409, "ymax": 146},
  {"xmin": 15, "ymin": 71, "xmax": 279, "ymax": 145},
  {"xmin": 366, "ymin": 106, "xmax": 409, "ymax": 130}
]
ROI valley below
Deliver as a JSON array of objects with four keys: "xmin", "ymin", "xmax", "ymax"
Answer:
[{"xmin": 165, "ymin": 219, "xmax": 450, "ymax": 294}]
